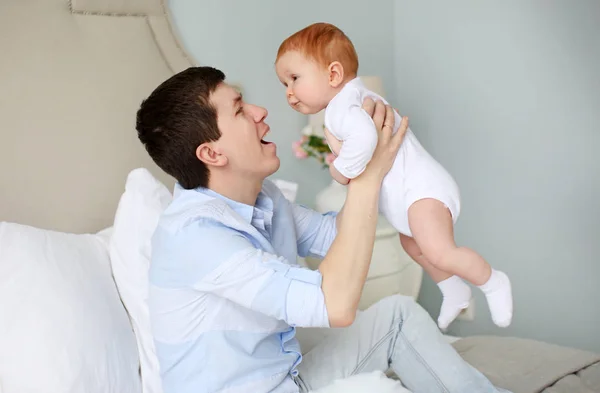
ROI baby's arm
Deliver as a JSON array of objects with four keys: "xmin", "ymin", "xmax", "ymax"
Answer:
[
  {"xmin": 329, "ymin": 164, "xmax": 350, "ymax": 185},
  {"xmin": 332, "ymin": 105, "xmax": 379, "ymax": 180}
]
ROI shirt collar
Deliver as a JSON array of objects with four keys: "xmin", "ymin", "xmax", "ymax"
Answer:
[
  {"xmin": 347, "ymin": 76, "xmax": 365, "ymax": 90},
  {"xmin": 192, "ymin": 185, "xmax": 274, "ymax": 227}
]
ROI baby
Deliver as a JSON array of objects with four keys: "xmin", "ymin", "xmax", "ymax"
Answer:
[{"xmin": 275, "ymin": 22, "xmax": 513, "ymax": 329}]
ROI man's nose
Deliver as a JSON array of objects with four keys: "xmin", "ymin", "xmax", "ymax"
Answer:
[{"xmin": 250, "ymin": 104, "xmax": 267, "ymax": 122}]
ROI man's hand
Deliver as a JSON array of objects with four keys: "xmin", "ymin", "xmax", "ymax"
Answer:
[
  {"xmin": 357, "ymin": 98, "xmax": 409, "ymax": 184},
  {"xmin": 334, "ymin": 99, "xmax": 408, "ymax": 232},
  {"xmin": 319, "ymin": 98, "xmax": 409, "ymax": 328}
]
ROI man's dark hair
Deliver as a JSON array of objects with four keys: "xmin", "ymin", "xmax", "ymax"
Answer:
[{"xmin": 136, "ymin": 66, "xmax": 225, "ymax": 189}]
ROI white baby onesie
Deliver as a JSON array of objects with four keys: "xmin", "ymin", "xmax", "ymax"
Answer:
[{"xmin": 324, "ymin": 77, "xmax": 461, "ymax": 237}]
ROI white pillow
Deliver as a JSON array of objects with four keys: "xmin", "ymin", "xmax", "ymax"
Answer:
[
  {"xmin": 109, "ymin": 168, "xmax": 172, "ymax": 393},
  {"xmin": 0, "ymin": 222, "xmax": 141, "ymax": 393}
]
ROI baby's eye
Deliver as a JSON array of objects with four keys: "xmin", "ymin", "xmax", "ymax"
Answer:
[{"xmin": 292, "ymin": 75, "xmax": 298, "ymax": 81}]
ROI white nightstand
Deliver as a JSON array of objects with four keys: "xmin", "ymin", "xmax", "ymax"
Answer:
[{"xmin": 303, "ymin": 215, "xmax": 423, "ymax": 310}]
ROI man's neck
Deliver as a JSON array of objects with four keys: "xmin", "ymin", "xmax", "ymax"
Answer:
[{"xmin": 207, "ymin": 173, "xmax": 263, "ymax": 206}]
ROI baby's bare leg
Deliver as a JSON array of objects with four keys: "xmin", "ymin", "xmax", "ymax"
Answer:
[
  {"xmin": 408, "ymin": 198, "xmax": 490, "ymax": 284},
  {"xmin": 400, "ymin": 233, "xmax": 472, "ymax": 329},
  {"xmin": 408, "ymin": 198, "xmax": 513, "ymax": 328},
  {"xmin": 399, "ymin": 234, "xmax": 452, "ymax": 283}
]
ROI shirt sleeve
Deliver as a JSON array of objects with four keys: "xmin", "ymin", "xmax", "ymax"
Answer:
[
  {"xmin": 332, "ymin": 105, "xmax": 378, "ymax": 179},
  {"xmin": 186, "ymin": 222, "xmax": 330, "ymax": 328},
  {"xmin": 291, "ymin": 203, "xmax": 337, "ymax": 258}
]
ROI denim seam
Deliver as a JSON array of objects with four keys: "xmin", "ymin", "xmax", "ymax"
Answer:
[
  {"xmin": 350, "ymin": 316, "xmax": 451, "ymax": 393},
  {"xmin": 395, "ymin": 329, "xmax": 450, "ymax": 393},
  {"xmin": 350, "ymin": 318, "xmax": 400, "ymax": 375},
  {"xmin": 296, "ymin": 372, "xmax": 317, "ymax": 393}
]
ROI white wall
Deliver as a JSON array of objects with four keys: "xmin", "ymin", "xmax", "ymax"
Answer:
[
  {"xmin": 168, "ymin": 0, "xmax": 395, "ymax": 206},
  {"xmin": 393, "ymin": 0, "xmax": 600, "ymax": 352}
]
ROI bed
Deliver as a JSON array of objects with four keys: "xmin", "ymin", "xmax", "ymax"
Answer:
[{"xmin": 1, "ymin": 1, "xmax": 599, "ymax": 393}]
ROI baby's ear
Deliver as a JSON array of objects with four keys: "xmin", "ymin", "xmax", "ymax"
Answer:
[{"xmin": 328, "ymin": 61, "xmax": 344, "ymax": 88}]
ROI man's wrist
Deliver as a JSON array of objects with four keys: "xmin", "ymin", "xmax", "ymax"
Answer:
[{"xmin": 347, "ymin": 170, "xmax": 383, "ymax": 194}]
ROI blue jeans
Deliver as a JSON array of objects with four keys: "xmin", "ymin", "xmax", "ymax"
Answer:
[{"xmin": 295, "ymin": 295, "xmax": 512, "ymax": 393}]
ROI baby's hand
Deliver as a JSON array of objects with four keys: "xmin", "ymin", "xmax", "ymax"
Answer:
[
  {"xmin": 329, "ymin": 164, "xmax": 350, "ymax": 185},
  {"xmin": 323, "ymin": 127, "xmax": 342, "ymax": 156},
  {"xmin": 324, "ymin": 127, "xmax": 348, "ymax": 184}
]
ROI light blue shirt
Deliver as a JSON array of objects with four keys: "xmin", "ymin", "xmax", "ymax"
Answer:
[{"xmin": 148, "ymin": 179, "xmax": 337, "ymax": 393}]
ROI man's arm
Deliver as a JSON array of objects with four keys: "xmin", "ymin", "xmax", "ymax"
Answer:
[
  {"xmin": 319, "ymin": 100, "xmax": 409, "ymax": 327},
  {"xmin": 292, "ymin": 203, "xmax": 337, "ymax": 258},
  {"xmin": 181, "ymin": 222, "xmax": 330, "ymax": 329}
]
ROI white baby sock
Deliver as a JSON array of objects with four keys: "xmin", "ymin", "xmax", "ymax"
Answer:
[
  {"xmin": 437, "ymin": 275, "xmax": 472, "ymax": 330},
  {"xmin": 478, "ymin": 269, "xmax": 513, "ymax": 327}
]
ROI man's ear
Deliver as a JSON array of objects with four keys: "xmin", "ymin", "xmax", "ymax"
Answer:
[
  {"xmin": 196, "ymin": 142, "xmax": 228, "ymax": 167},
  {"xmin": 328, "ymin": 61, "xmax": 344, "ymax": 88}
]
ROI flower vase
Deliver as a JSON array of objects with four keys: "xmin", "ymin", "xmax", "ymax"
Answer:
[{"xmin": 315, "ymin": 179, "xmax": 347, "ymax": 213}]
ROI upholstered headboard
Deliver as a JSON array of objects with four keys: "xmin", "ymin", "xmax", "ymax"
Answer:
[{"xmin": 0, "ymin": 0, "xmax": 195, "ymax": 233}]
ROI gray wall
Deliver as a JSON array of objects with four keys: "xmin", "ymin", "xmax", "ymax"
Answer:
[
  {"xmin": 169, "ymin": 0, "xmax": 600, "ymax": 352},
  {"xmin": 168, "ymin": 0, "xmax": 395, "ymax": 206},
  {"xmin": 393, "ymin": 1, "xmax": 600, "ymax": 351}
]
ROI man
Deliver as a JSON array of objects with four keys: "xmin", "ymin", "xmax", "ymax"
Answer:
[{"xmin": 136, "ymin": 66, "xmax": 510, "ymax": 393}]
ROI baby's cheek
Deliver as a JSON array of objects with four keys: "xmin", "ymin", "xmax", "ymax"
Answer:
[{"xmin": 323, "ymin": 128, "xmax": 343, "ymax": 156}]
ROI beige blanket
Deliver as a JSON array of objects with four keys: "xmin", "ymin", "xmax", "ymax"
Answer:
[{"xmin": 453, "ymin": 336, "xmax": 600, "ymax": 393}]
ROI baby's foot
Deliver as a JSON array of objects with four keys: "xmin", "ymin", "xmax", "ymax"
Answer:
[
  {"xmin": 437, "ymin": 276, "xmax": 472, "ymax": 330},
  {"xmin": 479, "ymin": 269, "xmax": 513, "ymax": 327}
]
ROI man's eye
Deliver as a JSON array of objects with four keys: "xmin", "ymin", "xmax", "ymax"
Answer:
[{"xmin": 236, "ymin": 107, "xmax": 243, "ymax": 115}]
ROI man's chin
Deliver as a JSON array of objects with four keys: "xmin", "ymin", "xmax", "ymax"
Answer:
[{"xmin": 264, "ymin": 158, "xmax": 281, "ymax": 177}]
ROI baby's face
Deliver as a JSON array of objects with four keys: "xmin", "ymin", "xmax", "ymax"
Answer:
[{"xmin": 275, "ymin": 51, "xmax": 332, "ymax": 115}]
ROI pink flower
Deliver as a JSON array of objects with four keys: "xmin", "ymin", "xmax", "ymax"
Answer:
[
  {"xmin": 294, "ymin": 149, "xmax": 308, "ymax": 159},
  {"xmin": 300, "ymin": 135, "xmax": 309, "ymax": 143},
  {"xmin": 325, "ymin": 153, "xmax": 336, "ymax": 165},
  {"xmin": 292, "ymin": 140, "xmax": 308, "ymax": 159}
]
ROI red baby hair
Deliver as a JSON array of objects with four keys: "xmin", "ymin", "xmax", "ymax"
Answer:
[{"xmin": 276, "ymin": 22, "xmax": 359, "ymax": 78}]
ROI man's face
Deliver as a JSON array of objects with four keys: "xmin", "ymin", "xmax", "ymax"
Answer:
[{"xmin": 208, "ymin": 83, "xmax": 280, "ymax": 181}]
